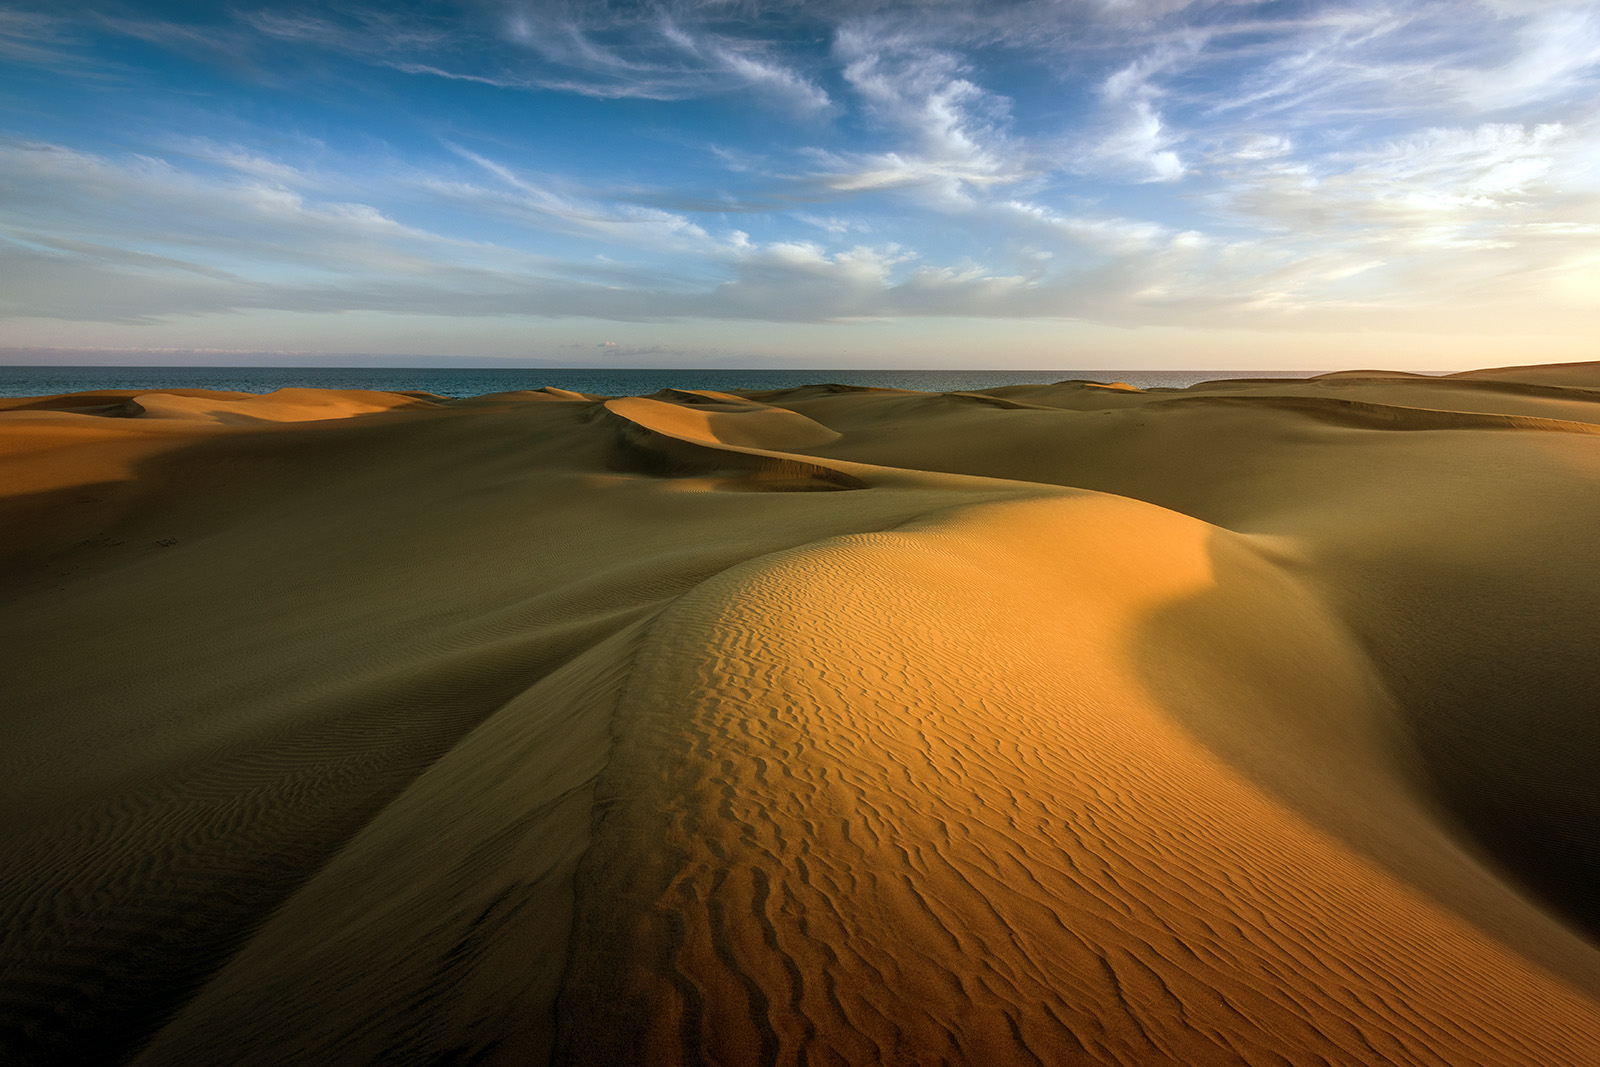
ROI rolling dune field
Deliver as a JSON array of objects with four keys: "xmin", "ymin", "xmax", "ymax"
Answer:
[{"xmin": 2, "ymin": 368, "xmax": 1599, "ymax": 1065}]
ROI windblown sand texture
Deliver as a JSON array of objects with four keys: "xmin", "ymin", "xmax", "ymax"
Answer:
[{"xmin": 3, "ymin": 368, "xmax": 1600, "ymax": 1065}]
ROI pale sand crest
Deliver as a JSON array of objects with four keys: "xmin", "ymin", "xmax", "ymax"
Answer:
[{"xmin": 1, "ymin": 370, "xmax": 1598, "ymax": 1065}]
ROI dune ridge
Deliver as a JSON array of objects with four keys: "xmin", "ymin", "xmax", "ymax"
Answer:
[
  {"xmin": 3, "ymin": 367, "xmax": 1600, "ymax": 1065},
  {"xmin": 559, "ymin": 495, "xmax": 1598, "ymax": 1065}
]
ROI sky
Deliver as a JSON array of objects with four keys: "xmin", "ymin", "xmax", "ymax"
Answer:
[{"xmin": 1, "ymin": 0, "xmax": 1598, "ymax": 370}]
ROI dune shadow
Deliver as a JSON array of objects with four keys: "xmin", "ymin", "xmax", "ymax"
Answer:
[
  {"xmin": 0, "ymin": 401, "xmax": 628, "ymax": 1066},
  {"xmin": 1354, "ymin": 598, "xmax": 1600, "ymax": 942},
  {"xmin": 1129, "ymin": 526, "xmax": 1600, "ymax": 990}
]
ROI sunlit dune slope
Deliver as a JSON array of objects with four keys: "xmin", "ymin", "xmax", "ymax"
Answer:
[{"xmin": 2, "ymin": 366, "xmax": 1599, "ymax": 1066}]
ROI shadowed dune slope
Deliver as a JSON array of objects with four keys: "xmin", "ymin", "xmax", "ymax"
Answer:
[{"xmin": 1, "ymin": 372, "xmax": 1599, "ymax": 1066}]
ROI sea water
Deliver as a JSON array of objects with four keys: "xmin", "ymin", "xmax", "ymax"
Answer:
[{"xmin": 0, "ymin": 366, "xmax": 1321, "ymax": 399}]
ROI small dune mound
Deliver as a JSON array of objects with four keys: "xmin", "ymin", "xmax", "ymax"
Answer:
[
  {"xmin": 1050, "ymin": 378, "xmax": 1142, "ymax": 391},
  {"xmin": 0, "ymin": 387, "xmax": 436, "ymax": 426},
  {"xmin": 602, "ymin": 396, "xmax": 860, "ymax": 490},
  {"xmin": 1312, "ymin": 369, "xmax": 1433, "ymax": 381},
  {"xmin": 1148, "ymin": 392, "xmax": 1600, "ymax": 435},
  {"xmin": 0, "ymin": 389, "xmax": 257, "ymax": 417},
  {"xmin": 935, "ymin": 390, "xmax": 1038, "ymax": 409},
  {"xmin": 647, "ymin": 388, "xmax": 749, "ymax": 405},
  {"xmin": 446, "ymin": 389, "xmax": 595, "ymax": 406},
  {"xmin": 538, "ymin": 387, "xmax": 597, "ymax": 401},
  {"xmin": 119, "ymin": 388, "xmax": 438, "ymax": 425},
  {"xmin": 743, "ymin": 383, "xmax": 919, "ymax": 404},
  {"xmin": 1450, "ymin": 360, "xmax": 1600, "ymax": 389},
  {"xmin": 608, "ymin": 395, "xmax": 841, "ymax": 450},
  {"xmin": 4, "ymin": 368, "xmax": 1600, "ymax": 1067}
]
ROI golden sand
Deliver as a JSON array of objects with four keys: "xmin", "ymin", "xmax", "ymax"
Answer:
[{"xmin": 2, "ymin": 369, "xmax": 1598, "ymax": 1065}]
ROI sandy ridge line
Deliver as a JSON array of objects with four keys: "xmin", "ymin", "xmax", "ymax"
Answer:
[
  {"xmin": 7, "ymin": 381, "xmax": 1600, "ymax": 1066},
  {"xmin": 931, "ymin": 391, "xmax": 1044, "ymax": 410},
  {"xmin": 1360, "ymin": 375, "xmax": 1600, "ymax": 405},
  {"xmin": 126, "ymin": 614, "xmax": 659, "ymax": 1066},
  {"xmin": 1143, "ymin": 392, "xmax": 1600, "ymax": 434},
  {"xmin": 125, "ymin": 480, "xmax": 1036, "ymax": 1066},
  {"xmin": 602, "ymin": 404, "xmax": 869, "ymax": 490},
  {"xmin": 598, "ymin": 396, "xmax": 864, "ymax": 492},
  {"xmin": 600, "ymin": 395, "xmax": 1091, "ymax": 497},
  {"xmin": 1, "ymin": 577, "xmax": 668, "ymax": 1065},
  {"xmin": 553, "ymin": 491, "xmax": 1600, "ymax": 1065}
]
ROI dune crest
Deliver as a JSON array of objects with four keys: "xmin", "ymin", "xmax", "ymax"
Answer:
[
  {"xmin": 2, "ymin": 371, "xmax": 1599, "ymax": 1065},
  {"xmin": 557, "ymin": 493, "xmax": 1599, "ymax": 1065}
]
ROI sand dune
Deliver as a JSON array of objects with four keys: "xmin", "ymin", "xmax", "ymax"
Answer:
[{"xmin": 3, "ymin": 367, "xmax": 1600, "ymax": 1065}]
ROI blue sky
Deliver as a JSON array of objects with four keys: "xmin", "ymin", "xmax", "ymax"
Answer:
[{"xmin": 2, "ymin": 0, "xmax": 1597, "ymax": 369}]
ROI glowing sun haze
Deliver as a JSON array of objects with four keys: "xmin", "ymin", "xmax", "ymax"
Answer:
[{"xmin": 2, "ymin": 0, "xmax": 1597, "ymax": 370}]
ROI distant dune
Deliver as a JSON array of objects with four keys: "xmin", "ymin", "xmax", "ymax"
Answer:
[{"xmin": 3, "ymin": 366, "xmax": 1599, "ymax": 1065}]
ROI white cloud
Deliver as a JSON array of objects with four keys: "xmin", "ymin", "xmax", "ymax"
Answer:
[
  {"xmin": 1095, "ymin": 99, "xmax": 1187, "ymax": 181},
  {"xmin": 703, "ymin": 238, "xmax": 1051, "ymax": 322},
  {"xmin": 0, "ymin": 139, "xmax": 614, "ymax": 321},
  {"xmin": 807, "ymin": 150, "xmax": 1018, "ymax": 198},
  {"xmin": 795, "ymin": 214, "xmax": 868, "ymax": 235},
  {"xmin": 836, "ymin": 24, "xmax": 1012, "ymax": 162},
  {"xmin": 1229, "ymin": 134, "xmax": 1294, "ymax": 161},
  {"xmin": 475, "ymin": 5, "xmax": 835, "ymax": 110},
  {"xmin": 1191, "ymin": 2, "xmax": 1600, "ymax": 126},
  {"xmin": 1461, "ymin": 4, "xmax": 1600, "ymax": 109},
  {"xmin": 714, "ymin": 47, "xmax": 833, "ymax": 115},
  {"xmin": 1071, "ymin": 30, "xmax": 1207, "ymax": 182},
  {"xmin": 1101, "ymin": 33, "xmax": 1204, "ymax": 102},
  {"xmin": 0, "ymin": 9, "xmax": 83, "ymax": 68},
  {"xmin": 437, "ymin": 144, "xmax": 724, "ymax": 255},
  {"xmin": 998, "ymin": 200, "xmax": 1169, "ymax": 255},
  {"xmin": 7, "ymin": 2, "xmax": 1600, "ymax": 341},
  {"xmin": 655, "ymin": 13, "xmax": 834, "ymax": 115},
  {"xmin": 801, "ymin": 24, "xmax": 1031, "ymax": 206},
  {"xmin": 1223, "ymin": 122, "xmax": 1587, "ymax": 238}
]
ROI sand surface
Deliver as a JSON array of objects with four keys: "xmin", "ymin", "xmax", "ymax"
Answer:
[{"xmin": 2, "ymin": 368, "xmax": 1599, "ymax": 1065}]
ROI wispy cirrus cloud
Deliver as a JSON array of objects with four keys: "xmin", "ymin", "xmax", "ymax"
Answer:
[
  {"xmin": 2, "ymin": 0, "xmax": 1599, "ymax": 358},
  {"xmin": 235, "ymin": 1, "xmax": 837, "ymax": 112},
  {"xmin": 432, "ymin": 143, "xmax": 735, "ymax": 264},
  {"xmin": 790, "ymin": 23, "xmax": 1031, "ymax": 207},
  {"xmin": 1462, "ymin": 4, "xmax": 1600, "ymax": 109},
  {"xmin": 0, "ymin": 8, "xmax": 74, "ymax": 64}
]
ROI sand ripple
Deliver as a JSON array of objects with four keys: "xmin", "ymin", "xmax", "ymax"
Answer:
[{"xmin": 2, "ymin": 368, "xmax": 1599, "ymax": 1065}]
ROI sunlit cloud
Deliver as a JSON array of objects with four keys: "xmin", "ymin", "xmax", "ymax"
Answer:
[{"xmin": 0, "ymin": 0, "xmax": 1597, "ymax": 364}]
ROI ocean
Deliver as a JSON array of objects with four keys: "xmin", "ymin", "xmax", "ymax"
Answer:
[{"xmin": 0, "ymin": 366, "xmax": 1320, "ymax": 399}]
